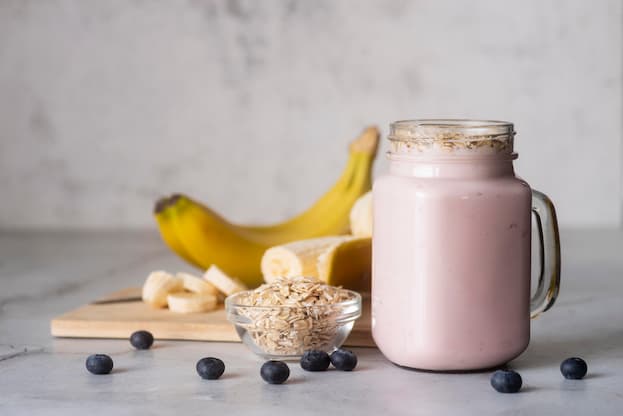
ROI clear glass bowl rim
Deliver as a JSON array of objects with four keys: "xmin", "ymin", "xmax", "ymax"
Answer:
[{"xmin": 225, "ymin": 289, "xmax": 362, "ymax": 311}]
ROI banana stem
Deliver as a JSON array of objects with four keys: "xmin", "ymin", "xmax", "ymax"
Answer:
[
  {"xmin": 154, "ymin": 194, "xmax": 184, "ymax": 214},
  {"xmin": 349, "ymin": 126, "xmax": 380, "ymax": 156}
]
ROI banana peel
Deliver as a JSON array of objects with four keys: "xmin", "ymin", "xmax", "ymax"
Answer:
[{"xmin": 318, "ymin": 237, "xmax": 371, "ymax": 291}]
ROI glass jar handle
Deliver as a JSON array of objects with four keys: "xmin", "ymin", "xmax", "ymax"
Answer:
[{"xmin": 530, "ymin": 190, "xmax": 561, "ymax": 318}]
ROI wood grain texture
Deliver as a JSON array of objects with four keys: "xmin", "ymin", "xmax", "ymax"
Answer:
[{"xmin": 50, "ymin": 288, "xmax": 375, "ymax": 347}]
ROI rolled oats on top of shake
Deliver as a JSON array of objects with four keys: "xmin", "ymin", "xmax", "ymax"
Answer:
[{"xmin": 388, "ymin": 119, "xmax": 515, "ymax": 156}]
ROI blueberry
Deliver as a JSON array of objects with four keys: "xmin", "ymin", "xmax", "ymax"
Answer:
[
  {"xmin": 260, "ymin": 360, "xmax": 290, "ymax": 384},
  {"xmin": 490, "ymin": 369, "xmax": 522, "ymax": 393},
  {"xmin": 196, "ymin": 357, "xmax": 225, "ymax": 380},
  {"xmin": 130, "ymin": 330, "xmax": 154, "ymax": 350},
  {"xmin": 330, "ymin": 349, "xmax": 358, "ymax": 371},
  {"xmin": 300, "ymin": 350, "xmax": 331, "ymax": 372},
  {"xmin": 85, "ymin": 354, "xmax": 114, "ymax": 375},
  {"xmin": 560, "ymin": 357, "xmax": 588, "ymax": 380}
]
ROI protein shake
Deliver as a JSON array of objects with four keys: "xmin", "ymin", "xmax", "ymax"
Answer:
[{"xmin": 371, "ymin": 120, "xmax": 560, "ymax": 371}]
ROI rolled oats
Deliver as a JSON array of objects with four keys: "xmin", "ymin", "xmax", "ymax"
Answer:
[
  {"xmin": 389, "ymin": 131, "xmax": 514, "ymax": 157},
  {"xmin": 235, "ymin": 276, "xmax": 355, "ymax": 355}
]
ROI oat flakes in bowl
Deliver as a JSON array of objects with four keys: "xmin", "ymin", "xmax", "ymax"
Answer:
[{"xmin": 225, "ymin": 276, "xmax": 362, "ymax": 359}]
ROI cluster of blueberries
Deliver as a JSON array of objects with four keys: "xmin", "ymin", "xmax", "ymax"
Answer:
[
  {"xmin": 490, "ymin": 357, "xmax": 588, "ymax": 393},
  {"xmin": 85, "ymin": 330, "xmax": 587, "ymax": 391},
  {"xmin": 85, "ymin": 330, "xmax": 357, "ymax": 385},
  {"xmin": 260, "ymin": 349, "xmax": 358, "ymax": 384}
]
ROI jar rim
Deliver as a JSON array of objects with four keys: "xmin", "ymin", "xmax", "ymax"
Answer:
[
  {"xmin": 392, "ymin": 119, "xmax": 512, "ymax": 127},
  {"xmin": 390, "ymin": 119, "xmax": 514, "ymax": 141},
  {"xmin": 388, "ymin": 119, "xmax": 515, "ymax": 156}
]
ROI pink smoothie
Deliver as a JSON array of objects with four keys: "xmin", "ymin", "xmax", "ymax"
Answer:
[{"xmin": 372, "ymin": 156, "xmax": 533, "ymax": 371}]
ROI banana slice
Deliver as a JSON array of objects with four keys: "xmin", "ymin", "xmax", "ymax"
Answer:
[
  {"xmin": 167, "ymin": 292, "xmax": 218, "ymax": 313},
  {"xmin": 142, "ymin": 271, "xmax": 183, "ymax": 308},
  {"xmin": 203, "ymin": 265, "xmax": 247, "ymax": 296},
  {"xmin": 177, "ymin": 272, "xmax": 219, "ymax": 295}
]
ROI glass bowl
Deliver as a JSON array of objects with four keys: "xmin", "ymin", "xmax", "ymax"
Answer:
[{"xmin": 225, "ymin": 289, "xmax": 362, "ymax": 360}]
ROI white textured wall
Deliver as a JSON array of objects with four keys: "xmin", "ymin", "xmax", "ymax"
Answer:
[{"xmin": 0, "ymin": 0, "xmax": 621, "ymax": 229}]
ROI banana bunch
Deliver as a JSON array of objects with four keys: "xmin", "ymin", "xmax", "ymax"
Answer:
[{"xmin": 154, "ymin": 127, "xmax": 379, "ymax": 288}]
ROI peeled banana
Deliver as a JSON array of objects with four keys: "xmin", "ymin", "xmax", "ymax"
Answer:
[
  {"xmin": 154, "ymin": 127, "xmax": 379, "ymax": 288},
  {"xmin": 261, "ymin": 236, "xmax": 371, "ymax": 290},
  {"xmin": 349, "ymin": 191, "xmax": 373, "ymax": 238},
  {"xmin": 261, "ymin": 236, "xmax": 353, "ymax": 283}
]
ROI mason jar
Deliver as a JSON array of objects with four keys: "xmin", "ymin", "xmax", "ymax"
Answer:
[{"xmin": 372, "ymin": 119, "xmax": 560, "ymax": 371}]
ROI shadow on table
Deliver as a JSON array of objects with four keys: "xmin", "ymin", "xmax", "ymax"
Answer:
[{"xmin": 513, "ymin": 327, "xmax": 622, "ymax": 371}]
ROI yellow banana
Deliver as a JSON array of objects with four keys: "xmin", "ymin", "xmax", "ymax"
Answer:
[
  {"xmin": 241, "ymin": 126, "xmax": 378, "ymax": 241},
  {"xmin": 168, "ymin": 195, "xmax": 268, "ymax": 287},
  {"xmin": 153, "ymin": 127, "xmax": 379, "ymax": 288},
  {"xmin": 154, "ymin": 201, "xmax": 202, "ymax": 268}
]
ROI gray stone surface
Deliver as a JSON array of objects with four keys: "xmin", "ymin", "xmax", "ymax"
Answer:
[{"xmin": 1, "ymin": 229, "xmax": 622, "ymax": 415}]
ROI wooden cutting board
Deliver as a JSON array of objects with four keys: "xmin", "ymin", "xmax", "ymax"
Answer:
[{"xmin": 51, "ymin": 288, "xmax": 375, "ymax": 347}]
